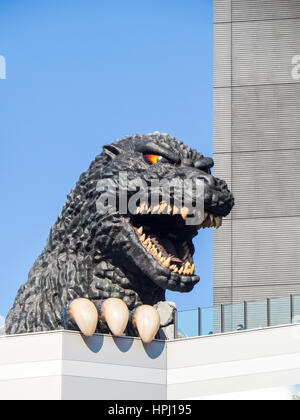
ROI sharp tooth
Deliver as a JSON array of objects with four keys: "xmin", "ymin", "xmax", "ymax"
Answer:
[
  {"xmin": 152, "ymin": 204, "xmax": 160, "ymax": 214},
  {"xmin": 173, "ymin": 267, "xmax": 178, "ymax": 273},
  {"xmin": 68, "ymin": 298, "xmax": 98, "ymax": 337},
  {"xmin": 140, "ymin": 203, "xmax": 146, "ymax": 214},
  {"xmin": 100, "ymin": 298, "xmax": 129, "ymax": 336},
  {"xmin": 144, "ymin": 237, "xmax": 150, "ymax": 246},
  {"xmin": 158, "ymin": 252, "xmax": 162, "ymax": 259},
  {"xmin": 160, "ymin": 256, "xmax": 166, "ymax": 263},
  {"xmin": 158, "ymin": 202, "xmax": 167, "ymax": 214},
  {"xmin": 172, "ymin": 205, "xmax": 180, "ymax": 215},
  {"xmin": 181, "ymin": 206, "xmax": 189, "ymax": 220},
  {"xmin": 140, "ymin": 233, "xmax": 146, "ymax": 242},
  {"xmin": 147, "ymin": 243, "xmax": 152, "ymax": 251},
  {"xmin": 167, "ymin": 205, "xmax": 173, "ymax": 215},
  {"xmin": 184, "ymin": 262, "xmax": 190, "ymax": 275},
  {"xmin": 215, "ymin": 216, "xmax": 222, "ymax": 229},
  {"xmin": 178, "ymin": 266, "xmax": 184, "ymax": 275},
  {"xmin": 170, "ymin": 264, "xmax": 176, "ymax": 270},
  {"xmin": 132, "ymin": 305, "xmax": 160, "ymax": 344},
  {"xmin": 163, "ymin": 257, "xmax": 171, "ymax": 268},
  {"xmin": 190, "ymin": 264, "xmax": 195, "ymax": 275},
  {"xmin": 137, "ymin": 227, "xmax": 143, "ymax": 235},
  {"xmin": 136, "ymin": 206, "xmax": 141, "ymax": 215},
  {"xmin": 148, "ymin": 206, "xmax": 152, "ymax": 214},
  {"xmin": 153, "ymin": 249, "xmax": 158, "ymax": 256}
]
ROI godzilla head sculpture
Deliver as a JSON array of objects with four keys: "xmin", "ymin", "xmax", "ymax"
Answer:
[{"xmin": 6, "ymin": 133, "xmax": 234, "ymax": 343}]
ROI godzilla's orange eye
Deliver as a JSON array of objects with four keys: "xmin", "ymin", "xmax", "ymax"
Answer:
[{"xmin": 144, "ymin": 154, "xmax": 163, "ymax": 165}]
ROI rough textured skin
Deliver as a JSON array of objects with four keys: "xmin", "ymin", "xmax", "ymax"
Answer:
[{"xmin": 5, "ymin": 133, "xmax": 234, "ymax": 335}]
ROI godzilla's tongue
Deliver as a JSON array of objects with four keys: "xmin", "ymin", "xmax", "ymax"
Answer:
[{"xmin": 149, "ymin": 235, "xmax": 183, "ymax": 264}]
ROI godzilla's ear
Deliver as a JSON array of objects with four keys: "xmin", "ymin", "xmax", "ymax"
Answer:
[{"xmin": 103, "ymin": 144, "xmax": 122, "ymax": 159}]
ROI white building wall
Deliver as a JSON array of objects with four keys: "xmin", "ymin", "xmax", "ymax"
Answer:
[{"xmin": 1, "ymin": 328, "xmax": 300, "ymax": 400}]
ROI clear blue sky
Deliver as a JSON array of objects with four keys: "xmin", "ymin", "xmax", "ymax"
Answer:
[{"xmin": 0, "ymin": 0, "xmax": 213, "ymax": 320}]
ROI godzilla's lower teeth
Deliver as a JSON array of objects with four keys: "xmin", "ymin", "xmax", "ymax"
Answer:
[
  {"xmin": 135, "ymin": 202, "xmax": 222, "ymax": 229},
  {"xmin": 180, "ymin": 206, "xmax": 189, "ymax": 220},
  {"xmin": 163, "ymin": 257, "xmax": 171, "ymax": 268},
  {"xmin": 136, "ymin": 227, "xmax": 195, "ymax": 276}
]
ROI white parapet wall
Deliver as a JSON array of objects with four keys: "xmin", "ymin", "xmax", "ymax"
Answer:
[{"xmin": 1, "ymin": 324, "xmax": 300, "ymax": 400}]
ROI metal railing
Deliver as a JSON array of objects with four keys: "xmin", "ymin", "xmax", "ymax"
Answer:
[{"xmin": 174, "ymin": 294, "xmax": 300, "ymax": 339}]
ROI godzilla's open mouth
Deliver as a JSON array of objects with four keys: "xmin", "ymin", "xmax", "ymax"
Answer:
[{"xmin": 131, "ymin": 202, "xmax": 223, "ymax": 278}]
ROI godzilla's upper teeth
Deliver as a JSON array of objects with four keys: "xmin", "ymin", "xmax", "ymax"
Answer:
[
  {"xmin": 158, "ymin": 202, "xmax": 167, "ymax": 214},
  {"xmin": 152, "ymin": 204, "xmax": 160, "ymax": 214},
  {"xmin": 180, "ymin": 206, "xmax": 189, "ymax": 220},
  {"xmin": 172, "ymin": 205, "xmax": 180, "ymax": 215},
  {"xmin": 140, "ymin": 202, "xmax": 148, "ymax": 214},
  {"xmin": 135, "ymin": 202, "xmax": 223, "ymax": 230},
  {"xmin": 135, "ymin": 202, "xmax": 202, "ymax": 222}
]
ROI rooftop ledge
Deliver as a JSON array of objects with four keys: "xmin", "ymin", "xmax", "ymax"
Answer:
[{"xmin": 1, "ymin": 325, "xmax": 300, "ymax": 400}]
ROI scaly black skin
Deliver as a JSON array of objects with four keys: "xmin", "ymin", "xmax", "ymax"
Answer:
[{"xmin": 5, "ymin": 133, "xmax": 234, "ymax": 335}]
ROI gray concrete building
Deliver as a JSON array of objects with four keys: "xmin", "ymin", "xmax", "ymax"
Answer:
[{"xmin": 213, "ymin": 0, "xmax": 300, "ymax": 305}]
